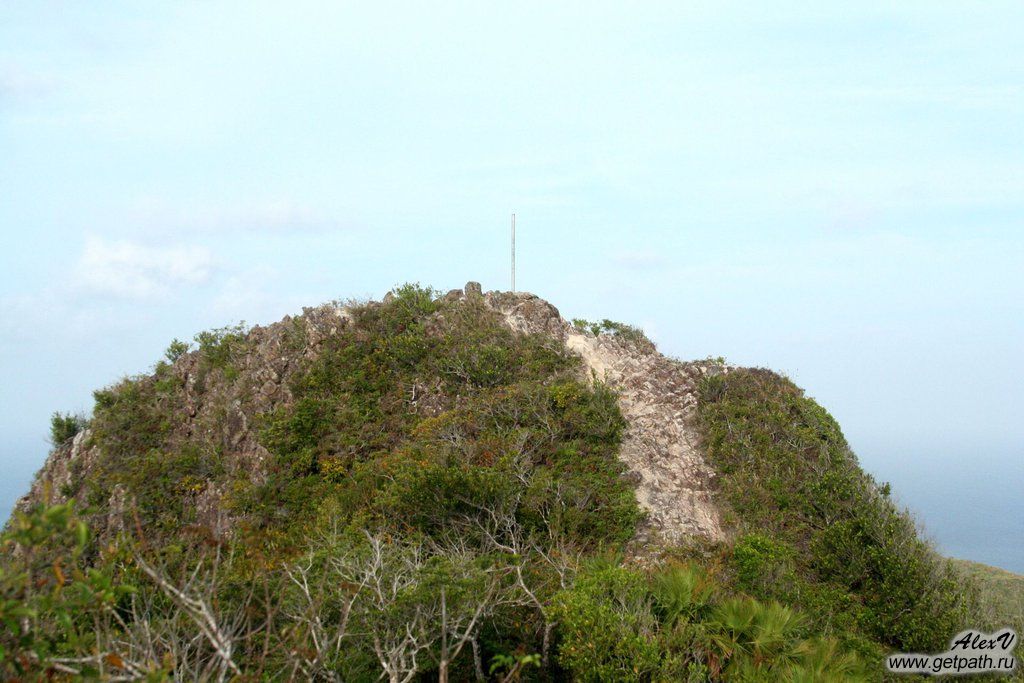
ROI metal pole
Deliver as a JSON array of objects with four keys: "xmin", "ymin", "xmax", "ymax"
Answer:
[{"xmin": 511, "ymin": 213, "xmax": 516, "ymax": 292}]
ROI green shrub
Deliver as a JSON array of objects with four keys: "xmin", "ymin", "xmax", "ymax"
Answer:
[
  {"xmin": 553, "ymin": 563, "xmax": 869, "ymax": 682},
  {"xmin": 194, "ymin": 322, "xmax": 248, "ymax": 379},
  {"xmin": 572, "ymin": 318, "xmax": 655, "ymax": 351},
  {"xmin": 163, "ymin": 338, "xmax": 190, "ymax": 363},
  {"xmin": 650, "ymin": 565, "xmax": 715, "ymax": 627},
  {"xmin": 248, "ymin": 292, "xmax": 639, "ymax": 549},
  {"xmin": 350, "ymin": 283, "xmax": 439, "ymax": 336},
  {"xmin": 731, "ymin": 533, "xmax": 794, "ymax": 594},
  {"xmin": 697, "ymin": 369, "xmax": 973, "ymax": 652},
  {"xmin": 702, "ymin": 595, "xmax": 868, "ymax": 681},
  {"xmin": 49, "ymin": 412, "xmax": 86, "ymax": 446},
  {"xmin": 552, "ymin": 564, "xmax": 663, "ymax": 682},
  {"xmin": 78, "ymin": 373, "xmax": 210, "ymax": 538},
  {"xmin": 1, "ymin": 503, "xmax": 133, "ymax": 679}
]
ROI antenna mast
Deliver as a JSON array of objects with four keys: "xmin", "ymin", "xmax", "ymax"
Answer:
[{"xmin": 511, "ymin": 213, "xmax": 516, "ymax": 292}]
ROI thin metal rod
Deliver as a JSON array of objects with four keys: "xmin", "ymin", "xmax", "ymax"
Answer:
[{"xmin": 511, "ymin": 213, "xmax": 516, "ymax": 292}]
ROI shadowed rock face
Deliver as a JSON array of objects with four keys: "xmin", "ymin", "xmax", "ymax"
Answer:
[
  {"xmin": 13, "ymin": 303, "xmax": 353, "ymax": 536},
  {"xmin": 16, "ymin": 284, "xmax": 725, "ymax": 547}
]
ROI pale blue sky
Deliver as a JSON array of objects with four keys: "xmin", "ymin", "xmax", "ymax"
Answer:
[{"xmin": 2, "ymin": 2, "xmax": 1022, "ymax": 566}]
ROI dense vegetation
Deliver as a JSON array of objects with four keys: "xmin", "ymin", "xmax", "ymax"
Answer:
[
  {"xmin": 1, "ymin": 285, "xmax": 1010, "ymax": 680},
  {"xmin": 49, "ymin": 412, "xmax": 87, "ymax": 447},
  {"xmin": 695, "ymin": 369, "xmax": 998, "ymax": 679},
  {"xmin": 696, "ymin": 370, "xmax": 975, "ymax": 654},
  {"xmin": 952, "ymin": 559, "xmax": 1024, "ymax": 642}
]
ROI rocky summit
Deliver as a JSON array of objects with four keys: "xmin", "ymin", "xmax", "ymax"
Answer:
[
  {"xmin": 2, "ymin": 283, "xmax": 1000, "ymax": 681},
  {"xmin": 20, "ymin": 283, "xmax": 726, "ymax": 549}
]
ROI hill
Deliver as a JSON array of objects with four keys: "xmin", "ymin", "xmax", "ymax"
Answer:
[
  {"xmin": 953, "ymin": 559, "xmax": 1024, "ymax": 632},
  {"xmin": 1, "ymin": 283, "xmax": 1013, "ymax": 681}
]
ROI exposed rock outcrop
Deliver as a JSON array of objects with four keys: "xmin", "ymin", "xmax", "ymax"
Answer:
[
  {"xmin": 13, "ymin": 303, "xmax": 352, "ymax": 531},
  {"xmin": 482, "ymin": 289, "xmax": 726, "ymax": 544},
  {"xmin": 15, "ymin": 285, "xmax": 725, "ymax": 547},
  {"xmin": 17, "ymin": 428, "xmax": 100, "ymax": 510}
]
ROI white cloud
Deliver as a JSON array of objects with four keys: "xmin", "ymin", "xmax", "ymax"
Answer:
[
  {"xmin": 0, "ymin": 287, "xmax": 137, "ymax": 346},
  {"xmin": 207, "ymin": 266, "xmax": 311, "ymax": 324},
  {"xmin": 126, "ymin": 198, "xmax": 351, "ymax": 234},
  {"xmin": 73, "ymin": 237, "xmax": 214, "ymax": 299}
]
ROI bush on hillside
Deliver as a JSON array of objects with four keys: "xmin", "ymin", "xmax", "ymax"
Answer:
[
  {"xmin": 697, "ymin": 368, "xmax": 973, "ymax": 652},
  {"xmin": 49, "ymin": 412, "xmax": 86, "ymax": 446},
  {"xmin": 571, "ymin": 317, "xmax": 656, "ymax": 351},
  {"xmin": 553, "ymin": 563, "xmax": 869, "ymax": 682}
]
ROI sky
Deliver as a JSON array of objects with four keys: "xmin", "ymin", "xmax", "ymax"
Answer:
[{"xmin": 1, "ymin": 2, "xmax": 1022, "ymax": 568}]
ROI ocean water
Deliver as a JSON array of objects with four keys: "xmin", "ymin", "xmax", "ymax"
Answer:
[
  {"xmin": 857, "ymin": 444, "xmax": 1024, "ymax": 574},
  {"xmin": 1, "ymin": 441, "xmax": 42, "ymax": 524},
  {"xmin": 2, "ymin": 443, "xmax": 1021, "ymax": 574}
]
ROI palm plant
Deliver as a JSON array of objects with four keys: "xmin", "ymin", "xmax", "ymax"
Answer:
[
  {"xmin": 702, "ymin": 597, "xmax": 806, "ymax": 677},
  {"xmin": 650, "ymin": 565, "xmax": 715, "ymax": 627},
  {"xmin": 785, "ymin": 638, "xmax": 868, "ymax": 682}
]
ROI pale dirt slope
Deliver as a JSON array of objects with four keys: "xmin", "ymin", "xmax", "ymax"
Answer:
[{"xmin": 481, "ymin": 287, "xmax": 726, "ymax": 545}]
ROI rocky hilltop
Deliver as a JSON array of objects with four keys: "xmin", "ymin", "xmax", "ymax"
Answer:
[
  {"xmin": 19, "ymin": 282, "xmax": 724, "ymax": 548},
  {"xmin": 488, "ymin": 290, "xmax": 725, "ymax": 544},
  {"xmin": 5, "ymin": 282, "xmax": 997, "ymax": 681}
]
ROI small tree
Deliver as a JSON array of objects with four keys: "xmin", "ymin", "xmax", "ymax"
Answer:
[
  {"xmin": 49, "ymin": 412, "xmax": 86, "ymax": 446},
  {"xmin": 164, "ymin": 338, "xmax": 191, "ymax": 363}
]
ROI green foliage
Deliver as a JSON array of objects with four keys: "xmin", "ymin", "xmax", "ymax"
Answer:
[
  {"xmin": 553, "ymin": 564, "xmax": 663, "ymax": 681},
  {"xmin": 0, "ymin": 502, "xmax": 134, "ymax": 678},
  {"xmin": 49, "ymin": 411, "xmax": 86, "ymax": 446},
  {"xmin": 702, "ymin": 597, "xmax": 806, "ymax": 678},
  {"xmin": 372, "ymin": 380, "xmax": 637, "ymax": 545},
  {"xmin": 731, "ymin": 533, "xmax": 794, "ymax": 593},
  {"xmin": 85, "ymin": 373, "xmax": 221, "ymax": 537},
  {"xmin": 954, "ymin": 559, "xmax": 1024, "ymax": 633},
  {"xmin": 0, "ymin": 504, "xmax": 876, "ymax": 681},
  {"xmin": 163, "ymin": 338, "xmax": 190, "ymax": 363},
  {"xmin": 194, "ymin": 322, "xmax": 247, "ymax": 380},
  {"xmin": 651, "ymin": 565, "xmax": 715, "ymax": 628},
  {"xmin": 703, "ymin": 596, "xmax": 869, "ymax": 682},
  {"xmin": 490, "ymin": 651, "xmax": 541, "ymax": 677},
  {"xmin": 91, "ymin": 377, "xmax": 175, "ymax": 458},
  {"xmin": 251, "ymin": 287, "xmax": 639, "ymax": 547},
  {"xmin": 350, "ymin": 282, "xmax": 440, "ymax": 336},
  {"xmin": 572, "ymin": 317, "xmax": 655, "ymax": 351},
  {"xmin": 10, "ymin": 284, "xmax": 978, "ymax": 680},
  {"xmin": 553, "ymin": 563, "xmax": 869, "ymax": 682},
  {"xmin": 697, "ymin": 368, "xmax": 973, "ymax": 652}
]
